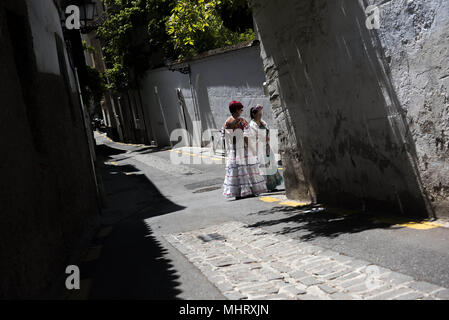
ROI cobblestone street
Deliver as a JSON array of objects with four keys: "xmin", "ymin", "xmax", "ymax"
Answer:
[
  {"xmin": 66, "ymin": 133, "xmax": 449, "ymax": 300},
  {"xmin": 165, "ymin": 222, "xmax": 449, "ymax": 300}
]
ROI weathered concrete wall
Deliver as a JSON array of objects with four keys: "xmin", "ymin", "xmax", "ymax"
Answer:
[
  {"xmin": 256, "ymin": 29, "xmax": 315, "ymax": 202},
  {"xmin": 371, "ymin": 0, "xmax": 449, "ymax": 217},
  {"xmin": 251, "ymin": 0, "xmax": 449, "ymax": 218},
  {"xmin": 140, "ymin": 45, "xmax": 274, "ymax": 147},
  {"xmin": 0, "ymin": 0, "xmax": 100, "ymax": 298}
]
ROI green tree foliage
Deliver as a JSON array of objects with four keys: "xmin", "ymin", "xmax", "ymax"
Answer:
[
  {"xmin": 97, "ymin": 0, "xmax": 176, "ymax": 91},
  {"xmin": 82, "ymin": 40, "xmax": 96, "ymax": 54},
  {"xmin": 81, "ymin": 41, "xmax": 107, "ymax": 106},
  {"xmin": 98, "ymin": 0, "xmax": 255, "ymax": 90},
  {"xmin": 167, "ymin": 0, "xmax": 255, "ymax": 59},
  {"xmin": 83, "ymin": 66, "xmax": 107, "ymax": 107}
]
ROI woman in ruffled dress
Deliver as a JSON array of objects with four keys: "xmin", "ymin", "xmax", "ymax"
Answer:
[
  {"xmin": 248, "ymin": 105, "xmax": 283, "ymax": 192},
  {"xmin": 223, "ymin": 101, "xmax": 267, "ymax": 199}
]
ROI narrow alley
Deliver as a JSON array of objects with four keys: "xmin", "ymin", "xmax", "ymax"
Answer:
[
  {"xmin": 69, "ymin": 132, "xmax": 449, "ymax": 300},
  {"xmin": 2, "ymin": 0, "xmax": 449, "ymax": 308}
]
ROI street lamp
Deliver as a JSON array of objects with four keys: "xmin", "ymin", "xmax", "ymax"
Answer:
[
  {"xmin": 79, "ymin": 1, "xmax": 96, "ymax": 33},
  {"xmin": 79, "ymin": 1, "xmax": 96, "ymax": 27}
]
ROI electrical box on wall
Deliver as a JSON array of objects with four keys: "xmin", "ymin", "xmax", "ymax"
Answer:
[{"xmin": 263, "ymin": 81, "xmax": 269, "ymax": 96}]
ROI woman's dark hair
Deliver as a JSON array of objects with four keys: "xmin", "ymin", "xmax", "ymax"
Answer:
[
  {"xmin": 229, "ymin": 100, "xmax": 244, "ymax": 114},
  {"xmin": 250, "ymin": 105, "xmax": 263, "ymax": 119}
]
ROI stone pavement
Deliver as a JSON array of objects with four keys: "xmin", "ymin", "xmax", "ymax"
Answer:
[{"xmin": 164, "ymin": 221, "xmax": 449, "ymax": 300}]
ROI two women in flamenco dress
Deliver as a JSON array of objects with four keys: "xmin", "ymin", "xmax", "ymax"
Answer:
[{"xmin": 222, "ymin": 101, "xmax": 283, "ymax": 200}]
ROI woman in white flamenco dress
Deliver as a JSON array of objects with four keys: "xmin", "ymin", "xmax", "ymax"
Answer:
[{"xmin": 222, "ymin": 101, "xmax": 267, "ymax": 199}]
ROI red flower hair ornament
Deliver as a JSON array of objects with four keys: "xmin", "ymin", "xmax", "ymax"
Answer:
[{"xmin": 229, "ymin": 101, "xmax": 244, "ymax": 114}]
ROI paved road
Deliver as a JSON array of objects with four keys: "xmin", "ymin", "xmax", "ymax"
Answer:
[{"xmin": 71, "ymin": 132, "xmax": 449, "ymax": 300}]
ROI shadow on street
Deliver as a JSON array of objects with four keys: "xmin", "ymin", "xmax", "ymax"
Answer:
[
  {"xmin": 246, "ymin": 204, "xmax": 427, "ymax": 242},
  {"xmin": 79, "ymin": 143, "xmax": 186, "ymax": 300}
]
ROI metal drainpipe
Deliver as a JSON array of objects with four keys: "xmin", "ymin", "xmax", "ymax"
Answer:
[
  {"xmin": 177, "ymin": 88, "xmax": 190, "ymax": 146},
  {"xmin": 188, "ymin": 66, "xmax": 201, "ymax": 147},
  {"xmin": 125, "ymin": 90, "xmax": 138, "ymax": 142},
  {"xmin": 154, "ymin": 86, "xmax": 172, "ymax": 147},
  {"xmin": 135, "ymin": 86, "xmax": 150, "ymax": 145}
]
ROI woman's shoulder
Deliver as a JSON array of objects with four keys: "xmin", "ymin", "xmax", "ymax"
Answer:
[
  {"xmin": 224, "ymin": 116, "xmax": 235, "ymax": 128},
  {"xmin": 240, "ymin": 117, "xmax": 249, "ymax": 128},
  {"xmin": 249, "ymin": 119, "xmax": 258, "ymax": 127}
]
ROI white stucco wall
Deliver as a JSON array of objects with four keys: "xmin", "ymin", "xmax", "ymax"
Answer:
[
  {"xmin": 190, "ymin": 46, "xmax": 274, "ymax": 131},
  {"xmin": 26, "ymin": 0, "xmax": 62, "ymax": 76},
  {"xmin": 141, "ymin": 67, "xmax": 191, "ymax": 146},
  {"xmin": 141, "ymin": 45, "xmax": 273, "ymax": 147}
]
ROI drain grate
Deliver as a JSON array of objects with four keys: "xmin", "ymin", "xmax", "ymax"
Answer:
[
  {"xmin": 192, "ymin": 186, "xmax": 223, "ymax": 193},
  {"xmin": 197, "ymin": 233, "xmax": 226, "ymax": 242},
  {"xmin": 184, "ymin": 178, "xmax": 224, "ymax": 190}
]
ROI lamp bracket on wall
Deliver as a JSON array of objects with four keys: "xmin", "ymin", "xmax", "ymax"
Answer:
[{"xmin": 168, "ymin": 63, "xmax": 191, "ymax": 75}]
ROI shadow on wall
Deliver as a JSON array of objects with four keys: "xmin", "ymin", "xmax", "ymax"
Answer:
[
  {"xmin": 141, "ymin": 70, "xmax": 190, "ymax": 147},
  {"xmin": 1, "ymin": 0, "xmax": 101, "ymax": 298},
  {"xmin": 74, "ymin": 143, "xmax": 186, "ymax": 299},
  {"xmin": 246, "ymin": 203, "xmax": 413, "ymax": 242},
  {"xmin": 255, "ymin": 0, "xmax": 431, "ymax": 218},
  {"xmin": 175, "ymin": 88, "xmax": 194, "ymax": 147}
]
